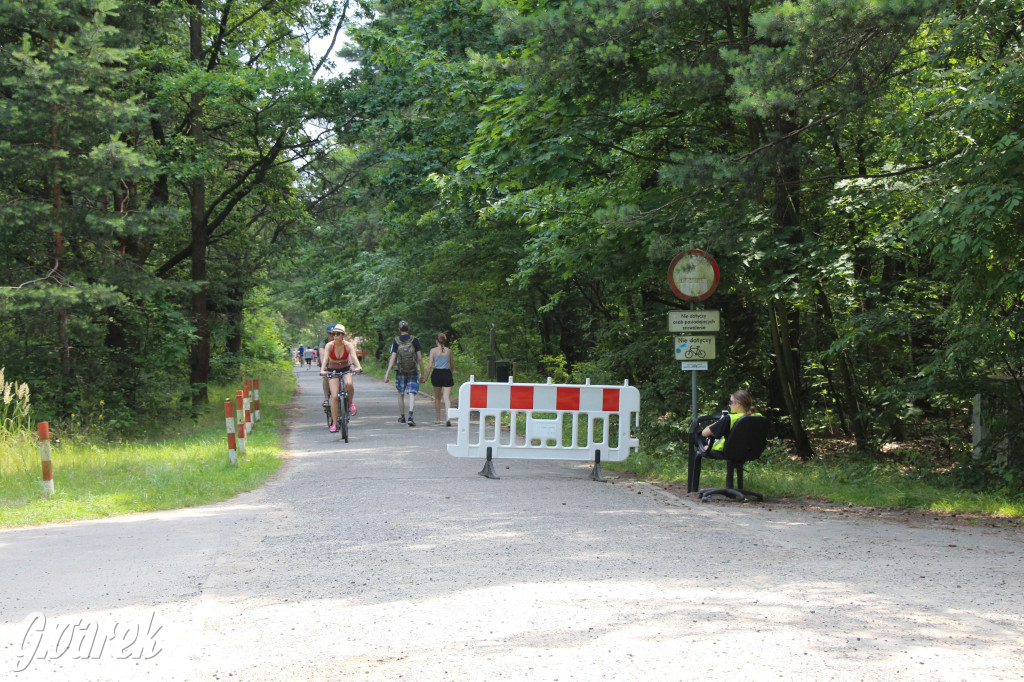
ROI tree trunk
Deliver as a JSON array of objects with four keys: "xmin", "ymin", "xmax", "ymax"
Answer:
[
  {"xmin": 226, "ymin": 287, "xmax": 244, "ymax": 356},
  {"xmin": 768, "ymin": 297, "xmax": 813, "ymax": 458},
  {"xmin": 188, "ymin": 4, "xmax": 210, "ymax": 406},
  {"xmin": 816, "ymin": 289, "xmax": 872, "ymax": 450},
  {"xmin": 50, "ymin": 47, "xmax": 73, "ymax": 414},
  {"xmin": 769, "ymin": 111, "xmax": 813, "ymax": 459}
]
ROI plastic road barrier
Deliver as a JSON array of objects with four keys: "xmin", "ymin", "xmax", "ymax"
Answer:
[{"xmin": 447, "ymin": 376, "xmax": 640, "ymax": 478}]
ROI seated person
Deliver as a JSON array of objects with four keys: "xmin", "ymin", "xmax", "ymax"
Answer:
[{"xmin": 702, "ymin": 389, "xmax": 758, "ymax": 451}]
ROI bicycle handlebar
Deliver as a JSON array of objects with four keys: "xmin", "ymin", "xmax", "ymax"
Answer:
[{"xmin": 324, "ymin": 369, "xmax": 360, "ymax": 377}]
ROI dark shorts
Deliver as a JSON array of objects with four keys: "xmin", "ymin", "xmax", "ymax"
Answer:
[{"xmin": 431, "ymin": 369, "xmax": 454, "ymax": 388}]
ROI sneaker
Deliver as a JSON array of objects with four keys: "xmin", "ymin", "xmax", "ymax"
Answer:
[
  {"xmin": 329, "ymin": 424, "xmax": 337, "ymax": 433},
  {"xmin": 398, "ymin": 415, "xmax": 406, "ymax": 424},
  {"xmin": 350, "ymin": 404, "xmax": 357, "ymax": 416},
  {"xmin": 446, "ymin": 419, "xmax": 451, "ymax": 427},
  {"xmin": 322, "ymin": 399, "xmax": 330, "ymax": 408},
  {"xmin": 408, "ymin": 416, "xmax": 416, "ymax": 427}
]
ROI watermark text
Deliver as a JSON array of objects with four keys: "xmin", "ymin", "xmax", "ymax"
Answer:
[{"xmin": 13, "ymin": 611, "xmax": 163, "ymax": 673}]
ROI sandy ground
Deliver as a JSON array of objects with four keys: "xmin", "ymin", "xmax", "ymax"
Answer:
[{"xmin": 1, "ymin": 367, "xmax": 1022, "ymax": 681}]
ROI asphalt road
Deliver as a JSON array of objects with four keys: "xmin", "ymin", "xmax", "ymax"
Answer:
[{"xmin": 2, "ymin": 367, "xmax": 1023, "ymax": 681}]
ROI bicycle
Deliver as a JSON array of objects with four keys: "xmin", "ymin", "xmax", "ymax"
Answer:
[
  {"xmin": 684, "ymin": 347, "xmax": 707, "ymax": 359},
  {"xmin": 323, "ymin": 369, "xmax": 357, "ymax": 442}
]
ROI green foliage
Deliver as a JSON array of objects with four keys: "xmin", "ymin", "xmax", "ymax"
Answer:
[
  {"xmin": 3, "ymin": 0, "xmax": 1023, "ymax": 490},
  {"xmin": 0, "ymin": 0, "xmax": 351, "ymax": 424},
  {"xmin": 306, "ymin": 0, "xmax": 1024, "ymax": 482}
]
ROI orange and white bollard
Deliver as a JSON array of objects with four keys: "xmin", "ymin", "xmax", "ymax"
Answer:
[
  {"xmin": 253, "ymin": 378, "xmax": 261, "ymax": 422},
  {"xmin": 235, "ymin": 391, "xmax": 246, "ymax": 455},
  {"xmin": 224, "ymin": 399, "xmax": 237, "ymax": 465},
  {"xmin": 37, "ymin": 422, "xmax": 54, "ymax": 497}
]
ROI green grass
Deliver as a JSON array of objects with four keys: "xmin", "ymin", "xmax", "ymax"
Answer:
[
  {"xmin": 0, "ymin": 372, "xmax": 294, "ymax": 528},
  {"xmin": 616, "ymin": 440, "xmax": 1024, "ymax": 518}
]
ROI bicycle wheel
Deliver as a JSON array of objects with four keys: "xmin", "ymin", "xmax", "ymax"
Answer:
[{"xmin": 340, "ymin": 390, "xmax": 349, "ymax": 442}]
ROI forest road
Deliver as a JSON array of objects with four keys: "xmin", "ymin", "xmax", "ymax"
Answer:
[{"xmin": 2, "ymin": 366, "xmax": 1022, "ymax": 681}]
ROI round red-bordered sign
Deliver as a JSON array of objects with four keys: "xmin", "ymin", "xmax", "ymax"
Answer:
[{"xmin": 668, "ymin": 250, "xmax": 720, "ymax": 301}]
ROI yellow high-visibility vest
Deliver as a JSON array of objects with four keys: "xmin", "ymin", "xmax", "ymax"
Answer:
[{"xmin": 712, "ymin": 413, "xmax": 745, "ymax": 451}]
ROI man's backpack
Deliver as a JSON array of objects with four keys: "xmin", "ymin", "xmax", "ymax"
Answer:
[{"xmin": 394, "ymin": 336, "xmax": 417, "ymax": 374}]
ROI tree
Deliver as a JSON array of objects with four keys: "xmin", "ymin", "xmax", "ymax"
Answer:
[
  {"xmin": 135, "ymin": 0, "xmax": 355, "ymax": 403},
  {"xmin": 0, "ymin": 0, "xmax": 158, "ymax": 417},
  {"xmin": 0, "ymin": 0, "xmax": 358, "ymax": 422}
]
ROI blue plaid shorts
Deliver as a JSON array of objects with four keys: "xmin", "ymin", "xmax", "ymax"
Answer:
[{"xmin": 395, "ymin": 373, "xmax": 419, "ymax": 394}]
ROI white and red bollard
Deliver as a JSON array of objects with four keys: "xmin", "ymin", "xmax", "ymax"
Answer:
[
  {"xmin": 224, "ymin": 399, "xmax": 237, "ymax": 465},
  {"xmin": 235, "ymin": 391, "xmax": 246, "ymax": 455},
  {"xmin": 253, "ymin": 378, "xmax": 260, "ymax": 422},
  {"xmin": 37, "ymin": 422, "xmax": 54, "ymax": 497},
  {"xmin": 243, "ymin": 382, "xmax": 253, "ymax": 436}
]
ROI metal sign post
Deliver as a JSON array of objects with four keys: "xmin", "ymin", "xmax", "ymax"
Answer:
[
  {"xmin": 690, "ymin": 308, "xmax": 699, "ymax": 422},
  {"xmin": 668, "ymin": 249, "xmax": 720, "ymax": 422}
]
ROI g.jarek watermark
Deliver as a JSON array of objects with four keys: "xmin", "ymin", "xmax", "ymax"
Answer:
[{"xmin": 13, "ymin": 611, "xmax": 163, "ymax": 673}]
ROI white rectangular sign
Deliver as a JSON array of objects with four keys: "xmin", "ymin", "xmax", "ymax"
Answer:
[
  {"xmin": 674, "ymin": 335, "xmax": 716, "ymax": 360},
  {"xmin": 680, "ymin": 361, "xmax": 708, "ymax": 371},
  {"xmin": 668, "ymin": 310, "xmax": 720, "ymax": 332}
]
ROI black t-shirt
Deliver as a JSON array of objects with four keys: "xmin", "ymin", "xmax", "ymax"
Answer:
[
  {"xmin": 389, "ymin": 334, "xmax": 422, "ymax": 354},
  {"xmin": 709, "ymin": 413, "xmax": 733, "ymax": 440}
]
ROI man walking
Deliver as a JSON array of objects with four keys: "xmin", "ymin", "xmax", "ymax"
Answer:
[{"xmin": 383, "ymin": 320, "xmax": 424, "ymax": 426}]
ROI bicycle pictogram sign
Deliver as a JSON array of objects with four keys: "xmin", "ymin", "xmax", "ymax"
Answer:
[{"xmin": 674, "ymin": 335, "xmax": 716, "ymax": 360}]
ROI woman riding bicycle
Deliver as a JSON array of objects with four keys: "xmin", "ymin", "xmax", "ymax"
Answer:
[{"xmin": 320, "ymin": 324, "xmax": 362, "ymax": 432}]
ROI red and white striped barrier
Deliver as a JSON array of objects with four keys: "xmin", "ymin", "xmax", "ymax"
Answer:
[
  {"xmin": 253, "ymin": 378, "xmax": 261, "ymax": 422},
  {"xmin": 235, "ymin": 391, "xmax": 247, "ymax": 455},
  {"xmin": 447, "ymin": 377, "xmax": 640, "ymax": 470},
  {"xmin": 222, "ymin": 376, "xmax": 260, "ymax": 462},
  {"xmin": 243, "ymin": 382, "xmax": 253, "ymax": 435},
  {"xmin": 37, "ymin": 422, "xmax": 54, "ymax": 497},
  {"xmin": 224, "ymin": 399, "xmax": 237, "ymax": 465}
]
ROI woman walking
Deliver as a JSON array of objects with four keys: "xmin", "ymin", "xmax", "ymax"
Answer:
[{"xmin": 425, "ymin": 333, "xmax": 455, "ymax": 426}]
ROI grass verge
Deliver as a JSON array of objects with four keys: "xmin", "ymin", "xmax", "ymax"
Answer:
[
  {"xmin": 617, "ymin": 440, "xmax": 1024, "ymax": 518},
  {"xmin": 0, "ymin": 371, "xmax": 294, "ymax": 528}
]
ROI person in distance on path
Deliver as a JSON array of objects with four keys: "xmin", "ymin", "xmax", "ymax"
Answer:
[
  {"xmin": 425, "ymin": 332, "xmax": 455, "ymax": 426},
  {"xmin": 383, "ymin": 320, "xmax": 424, "ymax": 426}
]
